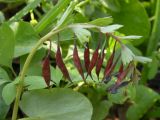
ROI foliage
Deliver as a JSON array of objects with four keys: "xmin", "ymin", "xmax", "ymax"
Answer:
[{"xmin": 0, "ymin": 0, "xmax": 159, "ymax": 120}]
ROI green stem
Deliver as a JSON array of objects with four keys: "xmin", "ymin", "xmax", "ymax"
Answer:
[
  {"xmin": 141, "ymin": 0, "xmax": 160, "ymax": 84},
  {"xmin": 11, "ymin": 28, "xmax": 64, "ymax": 120},
  {"xmin": 146, "ymin": 0, "xmax": 160, "ymax": 55},
  {"xmin": 11, "ymin": 67, "xmax": 17, "ymax": 78}
]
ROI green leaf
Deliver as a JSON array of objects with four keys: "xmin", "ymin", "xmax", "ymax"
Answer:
[
  {"xmin": 0, "ymin": 67, "xmax": 10, "ymax": 80},
  {"xmin": 0, "ymin": 23, "xmax": 15, "ymax": 67},
  {"xmin": 134, "ymin": 56, "xmax": 152, "ymax": 63},
  {"xmin": 9, "ymin": 0, "xmax": 42, "ymax": 23},
  {"xmin": 126, "ymin": 85, "xmax": 159, "ymax": 120},
  {"xmin": 0, "ymin": 85, "xmax": 10, "ymax": 119},
  {"xmin": 108, "ymin": 84, "xmax": 136, "ymax": 104},
  {"xmin": 13, "ymin": 21, "xmax": 40, "ymax": 58},
  {"xmin": 148, "ymin": 54, "xmax": 159, "ymax": 79},
  {"xmin": 88, "ymin": 17, "xmax": 113, "ymax": 26},
  {"xmin": 72, "ymin": 28, "xmax": 91, "ymax": 44},
  {"xmin": 107, "ymin": 0, "xmax": 150, "ymax": 45},
  {"xmin": 24, "ymin": 76, "xmax": 47, "ymax": 90},
  {"xmin": 20, "ymin": 48, "xmax": 46, "ymax": 76},
  {"xmin": 35, "ymin": 0, "xmax": 72, "ymax": 33},
  {"xmin": 56, "ymin": 1, "xmax": 77, "ymax": 29},
  {"xmin": 121, "ymin": 45, "xmax": 135, "ymax": 65},
  {"xmin": 20, "ymin": 88, "xmax": 93, "ymax": 120},
  {"xmin": 119, "ymin": 35, "xmax": 142, "ymax": 40},
  {"xmin": 51, "ymin": 67, "xmax": 63, "ymax": 86},
  {"xmin": 0, "ymin": 67, "xmax": 10, "ymax": 86},
  {"xmin": 0, "ymin": 80, "xmax": 8, "ymax": 86},
  {"xmin": 2, "ymin": 82, "xmax": 16, "ymax": 105},
  {"xmin": 0, "ymin": 11, "xmax": 5, "ymax": 23},
  {"xmin": 100, "ymin": 24, "xmax": 123, "ymax": 33},
  {"xmin": 92, "ymin": 100, "xmax": 112, "ymax": 120}
]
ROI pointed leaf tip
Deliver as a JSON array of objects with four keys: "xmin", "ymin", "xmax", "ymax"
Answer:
[{"xmin": 100, "ymin": 24, "xmax": 123, "ymax": 33}]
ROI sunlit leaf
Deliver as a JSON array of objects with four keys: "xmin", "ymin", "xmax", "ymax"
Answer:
[
  {"xmin": 100, "ymin": 24, "xmax": 123, "ymax": 33},
  {"xmin": 119, "ymin": 35, "xmax": 142, "ymax": 40},
  {"xmin": 56, "ymin": 1, "xmax": 77, "ymax": 29},
  {"xmin": 88, "ymin": 17, "xmax": 113, "ymax": 26},
  {"xmin": 134, "ymin": 56, "xmax": 152, "ymax": 63},
  {"xmin": 72, "ymin": 28, "xmax": 91, "ymax": 44},
  {"xmin": 121, "ymin": 45, "xmax": 135, "ymax": 65}
]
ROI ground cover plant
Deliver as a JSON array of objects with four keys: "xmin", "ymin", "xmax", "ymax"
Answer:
[{"xmin": 0, "ymin": 0, "xmax": 160, "ymax": 120}]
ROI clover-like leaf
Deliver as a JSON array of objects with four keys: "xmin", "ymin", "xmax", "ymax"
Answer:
[
  {"xmin": 119, "ymin": 35, "xmax": 142, "ymax": 40},
  {"xmin": 134, "ymin": 56, "xmax": 152, "ymax": 63},
  {"xmin": 100, "ymin": 24, "xmax": 123, "ymax": 33},
  {"xmin": 121, "ymin": 45, "xmax": 135, "ymax": 65},
  {"xmin": 72, "ymin": 28, "xmax": 91, "ymax": 44}
]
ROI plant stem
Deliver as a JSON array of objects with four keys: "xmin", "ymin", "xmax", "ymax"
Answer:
[
  {"xmin": 141, "ymin": 0, "xmax": 160, "ymax": 84},
  {"xmin": 11, "ymin": 67, "xmax": 17, "ymax": 78},
  {"xmin": 11, "ymin": 28, "xmax": 64, "ymax": 120}
]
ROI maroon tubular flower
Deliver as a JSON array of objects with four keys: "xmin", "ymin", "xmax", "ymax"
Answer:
[
  {"xmin": 56, "ymin": 44, "xmax": 72, "ymax": 82},
  {"xmin": 73, "ymin": 43, "xmax": 85, "ymax": 82}
]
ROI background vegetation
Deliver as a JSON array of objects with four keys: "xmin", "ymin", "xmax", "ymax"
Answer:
[{"xmin": 0, "ymin": 0, "xmax": 160, "ymax": 120}]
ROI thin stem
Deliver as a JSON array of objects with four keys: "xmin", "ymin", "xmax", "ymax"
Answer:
[
  {"xmin": 11, "ymin": 67, "xmax": 17, "ymax": 77},
  {"xmin": 11, "ymin": 28, "xmax": 64, "ymax": 120},
  {"xmin": 141, "ymin": 0, "xmax": 160, "ymax": 84}
]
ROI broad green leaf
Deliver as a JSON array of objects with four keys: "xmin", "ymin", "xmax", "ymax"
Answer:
[
  {"xmin": 92, "ymin": 100, "xmax": 112, "ymax": 120},
  {"xmin": 51, "ymin": 29, "xmax": 74, "ymax": 42},
  {"xmin": 107, "ymin": 0, "xmax": 150, "ymax": 45},
  {"xmin": 0, "ymin": 23, "xmax": 15, "ymax": 67},
  {"xmin": 56, "ymin": 1, "xmax": 77, "ymax": 29},
  {"xmin": 134, "ymin": 56, "xmax": 152, "ymax": 63},
  {"xmin": 24, "ymin": 76, "xmax": 47, "ymax": 90},
  {"xmin": 126, "ymin": 85, "xmax": 159, "ymax": 120},
  {"xmin": 0, "ymin": 67, "xmax": 10, "ymax": 80},
  {"xmin": 119, "ymin": 35, "xmax": 142, "ymax": 40},
  {"xmin": 51, "ymin": 67, "xmax": 63, "ymax": 86},
  {"xmin": 0, "ymin": 67, "xmax": 10, "ymax": 86},
  {"xmin": 20, "ymin": 48, "xmax": 46, "ymax": 76},
  {"xmin": 121, "ymin": 45, "xmax": 135, "ymax": 65},
  {"xmin": 100, "ymin": 24, "xmax": 123, "ymax": 33},
  {"xmin": 88, "ymin": 17, "xmax": 113, "ymax": 26},
  {"xmin": 14, "ymin": 21, "xmax": 40, "ymax": 58},
  {"xmin": 72, "ymin": 28, "xmax": 91, "ymax": 44},
  {"xmin": 0, "ymin": 85, "xmax": 10, "ymax": 119},
  {"xmin": 20, "ymin": 88, "xmax": 93, "ymax": 120},
  {"xmin": 0, "ymin": 80, "xmax": 9, "ymax": 86},
  {"xmin": 2, "ymin": 82, "xmax": 16, "ymax": 105},
  {"xmin": 9, "ymin": 0, "xmax": 41, "ymax": 23},
  {"xmin": 35, "ymin": 0, "xmax": 72, "ymax": 33}
]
